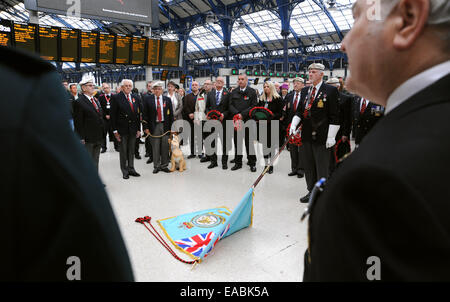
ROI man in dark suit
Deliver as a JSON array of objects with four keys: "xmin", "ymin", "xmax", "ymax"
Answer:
[
  {"xmin": 110, "ymin": 79, "xmax": 141, "ymax": 179},
  {"xmin": 0, "ymin": 46, "xmax": 133, "ymax": 281},
  {"xmin": 143, "ymin": 81, "xmax": 153, "ymax": 164},
  {"xmin": 205, "ymin": 76, "xmax": 230, "ymax": 169},
  {"xmin": 98, "ymin": 83, "xmax": 119, "ymax": 153},
  {"xmin": 285, "ymin": 78, "xmax": 305, "ymax": 178},
  {"xmin": 132, "ymin": 87, "xmax": 143, "ymax": 160},
  {"xmin": 73, "ymin": 77, "xmax": 105, "ymax": 172},
  {"xmin": 303, "ymin": 0, "xmax": 450, "ymax": 281},
  {"xmin": 143, "ymin": 81, "xmax": 174, "ymax": 174},
  {"xmin": 290, "ymin": 63, "xmax": 340, "ymax": 202},
  {"xmin": 327, "ymin": 77, "xmax": 353, "ymax": 172},
  {"xmin": 182, "ymin": 81, "xmax": 200, "ymax": 158},
  {"xmin": 229, "ymin": 73, "xmax": 258, "ymax": 172},
  {"xmin": 352, "ymin": 96, "xmax": 384, "ymax": 146}
]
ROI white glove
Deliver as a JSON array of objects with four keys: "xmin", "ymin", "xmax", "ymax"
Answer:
[
  {"xmin": 326, "ymin": 124, "xmax": 340, "ymax": 148},
  {"xmin": 289, "ymin": 115, "xmax": 301, "ymax": 135}
]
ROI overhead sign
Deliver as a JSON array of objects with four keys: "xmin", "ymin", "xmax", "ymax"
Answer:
[{"xmin": 25, "ymin": 0, "xmax": 159, "ymax": 27}]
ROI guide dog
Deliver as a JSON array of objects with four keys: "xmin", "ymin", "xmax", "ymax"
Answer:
[{"xmin": 168, "ymin": 132, "xmax": 186, "ymax": 172}]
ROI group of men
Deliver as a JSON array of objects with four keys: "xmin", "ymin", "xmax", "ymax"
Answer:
[
  {"xmin": 66, "ymin": 67, "xmax": 385, "ymax": 193},
  {"xmin": 68, "ymin": 78, "xmax": 179, "ymax": 179}
]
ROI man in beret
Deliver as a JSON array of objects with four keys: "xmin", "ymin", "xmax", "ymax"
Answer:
[
  {"xmin": 73, "ymin": 77, "xmax": 104, "ymax": 172},
  {"xmin": 303, "ymin": 0, "xmax": 450, "ymax": 281},
  {"xmin": 290, "ymin": 63, "xmax": 340, "ymax": 202},
  {"xmin": 142, "ymin": 81, "xmax": 174, "ymax": 174}
]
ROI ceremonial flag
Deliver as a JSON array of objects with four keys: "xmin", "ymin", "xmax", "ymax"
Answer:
[{"xmin": 157, "ymin": 188, "xmax": 254, "ymax": 262}]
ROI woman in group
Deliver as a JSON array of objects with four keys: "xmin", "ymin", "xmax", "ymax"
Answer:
[
  {"xmin": 164, "ymin": 81, "xmax": 183, "ymax": 121},
  {"xmin": 255, "ymin": 81, "xmax": 283, "ymax": 174}
]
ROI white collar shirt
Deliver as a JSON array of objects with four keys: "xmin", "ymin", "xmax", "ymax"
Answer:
[{"xmin": 385, "ymin": 60, "xmax": 450, "ymax": 115}]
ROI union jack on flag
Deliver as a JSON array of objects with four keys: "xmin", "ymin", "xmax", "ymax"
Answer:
[
  {"xmin": 204, "ymin": 224, "xmax": 230, "ymax": 258},
  {"xmin": 174, "ymin": 232, "xmax": 215, "ymax": 257}
]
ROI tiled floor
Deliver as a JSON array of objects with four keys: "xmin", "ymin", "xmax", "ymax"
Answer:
[{"xmin": 98, "ymin": 141, "xmax": 309, "ymax": 282}]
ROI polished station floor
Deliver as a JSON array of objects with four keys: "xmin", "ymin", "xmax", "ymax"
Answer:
[{"xmin": 98, "ymin": 141, "xmax": 309, "ymax": 282}]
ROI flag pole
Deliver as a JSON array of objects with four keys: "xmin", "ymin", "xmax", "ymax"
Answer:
[{"xmin": 252, "ymin": 133, "xmax": 295, "ymax": 189}]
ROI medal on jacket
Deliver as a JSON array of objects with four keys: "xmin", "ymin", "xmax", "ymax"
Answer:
[
  {"xmin": 317, "ymin": 99, "xmax": 324, "ymax": 108},
  {"xmin": 244, "ymin": 96, "xmax": 248, "ymax": 101}
]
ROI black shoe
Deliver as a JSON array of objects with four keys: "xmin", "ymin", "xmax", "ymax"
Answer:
[
  {"xmin": 123, "ymin": 173, "xmax": 129, "ymax": 179},
  {"xmin": 269, "ymin": 166, "xmax": 273, "ymax": 174},
  {"xmin": 135, "ymin": 154, "xmax": 141, "ymax": 160},
  {"xmin": 153, "ymin": 168, "xmax": 160, "ymax": 174},
  {"xmin": 146, "ymin": 158, "xmax": 153, "ymax": 164},
  {"xmin": 300, "ymin": 192, "xmax": 311, "ymax": 203},
  {"xmin": 187, "ymin": 155, "xmax": 196, "ymax": 159},
  {"xmin": 129, "ymin": 170, "xmax": 140, "ymax": 177},
  {"xmin": 288, "ymin": 171, "xmax": 297, "ymax": 177},
  {"xmin": 200, "ymin": 157, "xmax": 210, "ymax": 163},
  {"xmin": 145, "ymin": 152, "xmax": 150, "ymax": 158},
  {"xmin": 208, "ymin": 162, "xmax": 218, "ymax": 169},
  {"xmin": 161, "ymin": 167, "xmax": 171, "ymax": 173},
  {"xmin": 230, "ymin": 159, "xmax": 236, "ymax": 164},
  {"xmin": 101, "ymin": 148, "xmax": 107, "ymax": 153},
  {"xmin": 250, "ymin": 166, "xmax": 256, "ymax": 172},
  {"xmin": 231, "ymin": 164, "xmax": 242, "ymax": 171},
  {"xmin": 222, "ymin": 164, "xmax": 228, "ymax": 170},
  {"xmin": 297, "ymin": 173, "xmax": 304, "ymax": 178}
]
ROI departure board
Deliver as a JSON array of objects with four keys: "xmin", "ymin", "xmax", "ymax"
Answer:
[
  {"xmin": 80, "ymin": 31, "xmax": 97, "ymax": 63},
  {"xmin": 60, "ymin": 28, "xmax": 79, "ymax": 62},
  {"xmin": 115, "ymin": 35, "xmax": 131, "ymax": 64},
  {"xmin": 131, "ymin": 36, "xmax": 146, "ymax": 65},
  {"xmin": 160, "ymin": 40, "xmax": 180, "ymax": 67},
  {"xmin": 38, "ymin": 26, "xmax": 58, "ymax": 61},
  {"xmin": 13, "ymin": 23, "xmax": 36, "ymax": 53},
  {"xmin": 99, "ymin": 32, "xmax": 114, "ymax": 64},
  {"xmin": 147, "ymin": 38, "xmax": 160, "ymax": 66},
  {"xmin": 0, "ymin": 20, "xmax": 12, "ymax": 47}
]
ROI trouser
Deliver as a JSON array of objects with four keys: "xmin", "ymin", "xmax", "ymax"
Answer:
[
  {"xmin": 207, "ymin": 121, "xmax": 229, "ymax": 165},
  {"xmin": 233, "ymin": 127, "xmax": 256, "ymax": 167},
  {"xmin": 185, "ymin": 119, "xmax": 197, "ymax": 156},
  {"xmin": 258, "ymin": 122, "xmax": 279, "ymax": 165},
  {"xmin": 85, "ymin": 141, "xmax": 101, "ymax": 172},
  {"xmin": 151, "ymin": 123, "xmax": 169, "ymax": 170},
  {"xmin": 135, "ymin": 134, "xmax": 140, "ymax": 156},
  {"xmin": 289, "ymin": 143, "xmax": 304, "ymax": 174},
  {"xmin": 102, "ymin": 119, "xmax": 118, "ymax": 150},
  {"xmin": 119, "ymin": 134, "xmax": 136, "ymax": 175},
  {"xmin": 300, "ymin": 141, "xmax": 331, "ymax": 192}
]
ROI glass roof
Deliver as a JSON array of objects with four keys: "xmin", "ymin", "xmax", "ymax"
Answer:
[{"xmin": 185, "ymin": 0, "xmax": 354, "ymax": 54}]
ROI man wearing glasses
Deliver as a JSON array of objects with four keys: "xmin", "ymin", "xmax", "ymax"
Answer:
[{"xmin": 73, "ymin": 77, "xmax": 104, "ymax": 172}]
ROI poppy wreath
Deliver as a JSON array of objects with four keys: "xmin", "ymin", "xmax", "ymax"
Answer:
[
  {"xmin": 334, "ymin": 138, "xmax": 352, "ymax": 163},
  {"xmin": 249, "ymin": 107, "xmax": 274, "ymax": 121},
  {"xmin": 233, "ymin": 114, "xmax": 243, "ymax": 131},
  {"xmin": 286, "ymin": 123, "xmax": 302, "ymax": 146},
  {"xmin": 206, "ymin": 110, "xmax": 222, "ymax": 120}
]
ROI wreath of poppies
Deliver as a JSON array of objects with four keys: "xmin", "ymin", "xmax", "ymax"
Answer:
[
  {"xmin": 286, "ymin": 123, "xmax": 302, "ymax": 146},
  {"xmin": 206, "ymin": 110, "xmax": 222, "ymax": 120},
  {"xmin": 249, "ymin": 107, "xmax": 274, "ymax": 121}
]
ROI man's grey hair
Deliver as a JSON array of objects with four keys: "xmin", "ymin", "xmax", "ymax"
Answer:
[
  {"xmin": 120, "ymin": 79, "xmax": 133, "ymax": 87},
  {"xmin": 381, "ymin": 0, "xmax": 449, "ymax": 25},
  {"xmin": 382, "ymin": 0, "xmax": 450, "ymax": 47}
]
